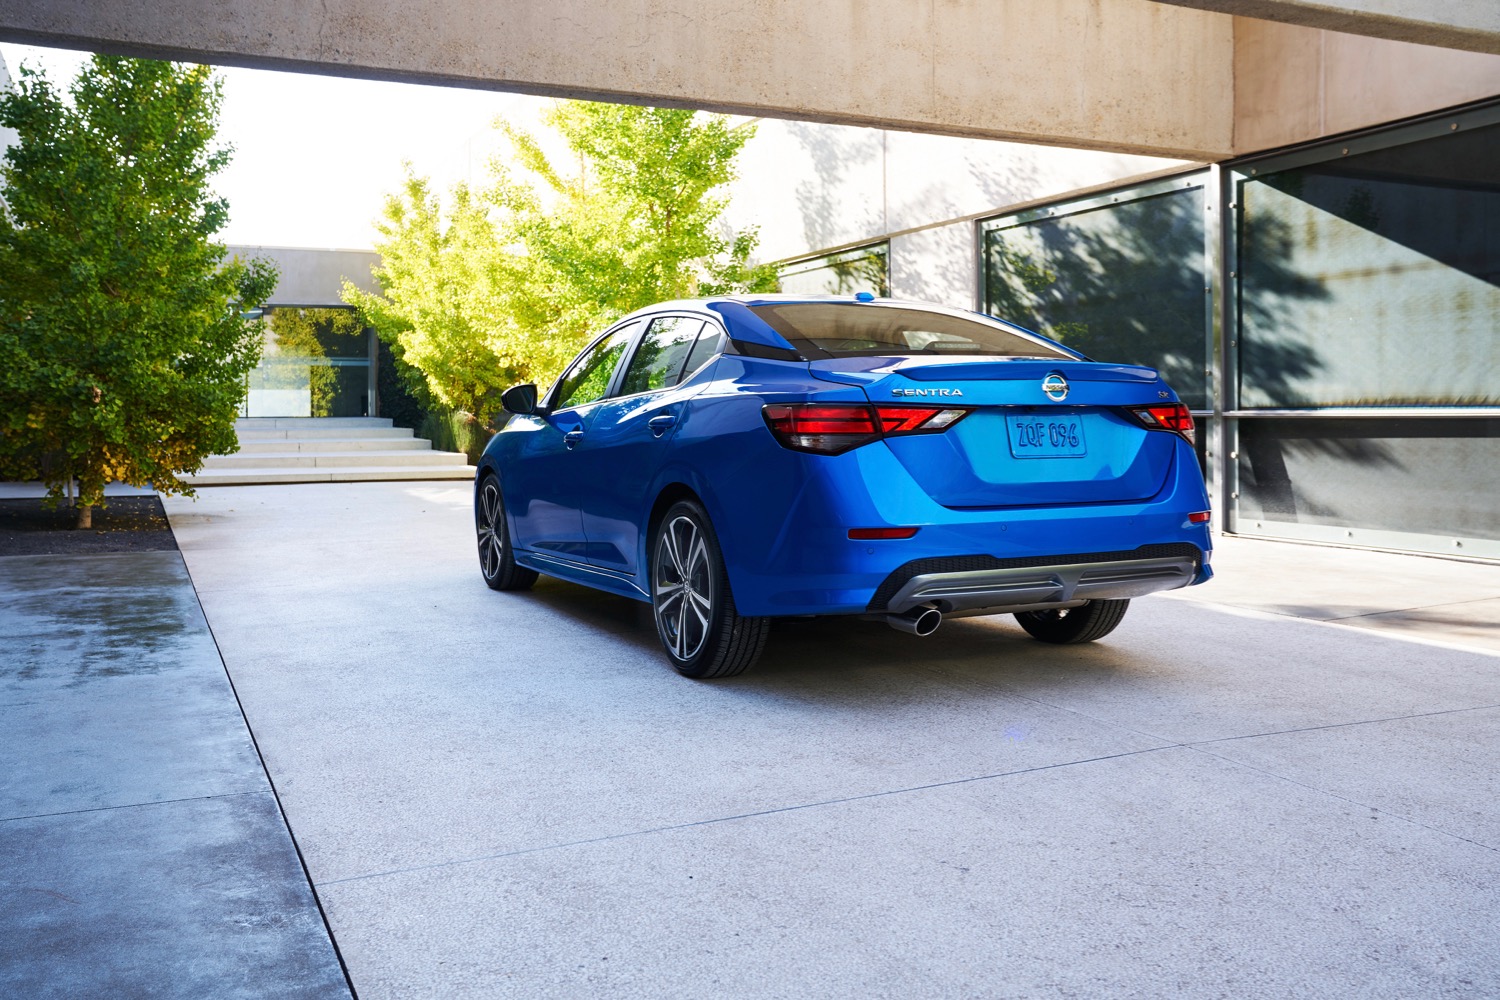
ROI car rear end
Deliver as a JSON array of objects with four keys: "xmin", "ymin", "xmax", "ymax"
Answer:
[{"xmin": 707, "ymin": 298, "xmax": 1212, "ymax": 619}]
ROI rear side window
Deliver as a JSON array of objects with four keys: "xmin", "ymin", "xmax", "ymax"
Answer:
[
  {"xmin": 679, "ymin": 326, "xmax": 725, "ymax": 382},
  {"xmin": 620, "ymin": 317, "xmax": 706, "ymax": 396},
  {"xmin": 554, "ymin": 325, "xmax": 636, "ymax": 411},
  {"xmin": 748, "ymin": 303, "xmax": 1072, "ymax": 359}
]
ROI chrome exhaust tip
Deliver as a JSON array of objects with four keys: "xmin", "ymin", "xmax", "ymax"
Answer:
[{"xmin": 884, "ymin": 604, "xmax": 942, "ymax": 637}]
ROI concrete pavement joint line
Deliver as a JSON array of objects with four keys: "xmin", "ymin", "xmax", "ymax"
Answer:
[
  {"xmin": 1181, "ymin": 743, "xmax": 1500, "ymax": 857},
  {"xmin": 1186, "ymin": 702, "xmax": 1500, "ymax": 748},
  {"xmin": 315, "ymin": 744, "xmax": 1179, "ymax": 888},
  {"xmin": 0, "ymin": 789, "xmax": 268, "ymax": 827},
  {"xmin": 175, "ymin": 554, "xmax": 361, "ymax": 1000}
]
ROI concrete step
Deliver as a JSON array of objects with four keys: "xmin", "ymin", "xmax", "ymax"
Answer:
[
  {"xmin": 207, "ymin": 416, "xmax": 476, "ymax": 485},
  {"xmin": 234, "ymin": 437, "xmax": 432, "ymax": 454},
  {"xmin": 237, "ymin": 426, "xmax": 417, "ymax": 441},
  {"xmin": 180, "ymin": 465, "xmax": 477, "ymax": 486},
  {"xmin": 235, "ymin": 417, "xmax": 394, "ymax": 430},
  {"xmin": 202, "ymin": 450, "xmax": 468, "ymax": 470}
]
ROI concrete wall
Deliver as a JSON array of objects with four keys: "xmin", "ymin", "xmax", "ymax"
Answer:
[
  {"xmin": 1233, "ymin": 18, "xmax": 1500, "ymax": 152},
  {"xmin": 227, "ymin": 245, "xmax": 380, "ymax": 307},
  {"xmin": 0, "ymin": 51, "xmax": 16, "ymax": 156},
  {"xmin": 726, "ymin": 120, "xmax": 1195, "ymax": 309},
  {"xmin": 0, "ymin": 0, "xmax": 1237, "ymax": 159}
]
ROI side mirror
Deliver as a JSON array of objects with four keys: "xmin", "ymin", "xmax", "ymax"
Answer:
[{"xmin": 501, "ymin": 383, "xmax": 542, "ymax": 415}]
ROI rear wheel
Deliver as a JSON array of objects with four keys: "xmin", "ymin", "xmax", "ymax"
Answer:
[
  {"xmin": 651, "ymin": 500, "xmax": 769, "ymax": 678},
  {"xmin": 1014, "ymin": 599, "xmax": 1129, "ymax": 644},
  {"xmin": 477, "ymin": 474, "xmax": 537, "ymax": 591}
]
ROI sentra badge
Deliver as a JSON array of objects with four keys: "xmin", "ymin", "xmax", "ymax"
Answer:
[
  {"xmin": 891, "ymin": 388, "xmax": 964, "ymax": 397},
  {"xmin": 1041, "ymin": 373, "xmax": 1069, "ymax": 402}
]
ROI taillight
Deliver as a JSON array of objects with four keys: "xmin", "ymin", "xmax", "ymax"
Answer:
[
  {"xmin": 1127, "ymin": 403, "xmax": 1195, "ymax": 446},
  {"xmin": 763, "ymin": 403, "xmax": 968, "ymax": 455}
]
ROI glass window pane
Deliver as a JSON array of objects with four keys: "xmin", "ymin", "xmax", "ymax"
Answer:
[
  {"xmin": 1232, "ymin": 417, "xmax": 1500, "ymax": 543},
  {"xmin": 1237, "ymin": 122, "xmax": 1500, "ymax": 407},
  {"xmin": 554, "ymin": 326, "xmax": 635, "ymax": 411},
  {"xmin": 679, "ymin": 326, "xmax": 724, "ymax": 383},
  {"xmin": 982, "ymin": 187, "xmax": 1210, "ymax": 409},
  {"xmin": 779, "ymin": 244, "xmax": 890, "ymax": 297},
  {"xmin": 620, "ymin": 318, "xmax": 705, "ymax": 396},
  {"xmin": 750, "ymin": 302, "xmax": 1070, "ymax": 360},
  {"xmin": 245, "ymin": 307, "xmax": 372, "ymax": 416}
]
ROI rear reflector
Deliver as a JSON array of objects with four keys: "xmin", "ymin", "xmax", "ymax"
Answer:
[
  {"xmin": 1188, "ymin": 511, "xmax": 1211, "ymax": 524},
  {"xmin": 1126, "ymin": 403, "xmax": 1196, "ymax": 446},
  {"xmin": 764, "ymin": 403, "xmax": 969, "ymax": 455},
  {"xmin": 849, "ymin": 527, "xmax": 920, "ymax": 540}
]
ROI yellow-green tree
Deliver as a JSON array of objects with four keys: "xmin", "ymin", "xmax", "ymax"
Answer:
[
  {"xmin": 0, "ymin": 56, "xmax": 276, "ymax": 526},
  {"xmin": 344, "ymin": 102, "xmax": 777, "ymax": 425}
]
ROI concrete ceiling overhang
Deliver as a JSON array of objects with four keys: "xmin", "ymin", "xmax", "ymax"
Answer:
[
  {"xmin": 0, "ymin": 0, "xmax": 1237, "ymax": 159},
  {"xmin": 1, "ymin": 1, "xmax": 1498, "ymax": 159},
  {"xmin": 1149, "ymin": 1, "xmax": 1500, "ymax": 55}
]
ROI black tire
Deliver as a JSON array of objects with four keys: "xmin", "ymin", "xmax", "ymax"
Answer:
[
  {"xmin": 1014, "ymin": 599, "xmax": 1130, "ymax": 644},
  {"xmin": 651, "ymin": 500, "xmax": 769, "ymax": 678},
  {"xmin": 477, "ymin": 474, "xmax": 538, "ymax": 592}
]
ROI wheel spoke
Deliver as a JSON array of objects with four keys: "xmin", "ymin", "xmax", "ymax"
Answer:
[{"xmin": 663, "ymin": 523, "xmax": 686, "ymax": 579}]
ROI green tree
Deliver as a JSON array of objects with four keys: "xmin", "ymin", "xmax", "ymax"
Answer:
[
  {"xmin": 344, "ymin": 101, "xmax": 777, "ymax": 426},
  {"xmin": 0, "ymin": 56, "xmax": 276, "ymax": 527}
]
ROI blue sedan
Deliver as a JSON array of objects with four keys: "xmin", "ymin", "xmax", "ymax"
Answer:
[{"xmin": 476, "ymin": 295, "xmax": 1213, "ymax": 678}]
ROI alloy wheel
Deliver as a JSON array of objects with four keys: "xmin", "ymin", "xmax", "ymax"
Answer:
[
  {"xmin": 478, "ymin": 478, "xmax": 504, "ymax": 580},
  {"xmin": 654, "ymin": 513, "xmax": 713, "ymax": 661}
]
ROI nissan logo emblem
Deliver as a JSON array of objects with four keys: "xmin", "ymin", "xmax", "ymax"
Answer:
[{"xmin": 1042, "ymin": 373, "xmax": 1069, "ymax": 402}]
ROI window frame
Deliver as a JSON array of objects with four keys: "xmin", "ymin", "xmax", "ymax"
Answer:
[
  {"xmin": 607, "ymin": 312, "xmax": 729, "ymax": 403},
  {"xmin": 545, "ymin": 319, "xmax": 644, "ymax": 413}
]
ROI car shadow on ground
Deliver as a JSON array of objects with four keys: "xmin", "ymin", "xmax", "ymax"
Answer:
[{"xmin": 514, "ymin": 573, "xmax": 1161, "ymax": 694}]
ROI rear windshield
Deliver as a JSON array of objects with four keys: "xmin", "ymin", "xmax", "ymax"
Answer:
[{"xmin": 748, "ymin": 303, "xmax": 1073, "ymax": 360}]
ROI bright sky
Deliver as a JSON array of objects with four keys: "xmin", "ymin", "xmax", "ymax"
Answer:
[{"xmin": 0, "ymin": 42, "xmax": 556, "ymax": 250}]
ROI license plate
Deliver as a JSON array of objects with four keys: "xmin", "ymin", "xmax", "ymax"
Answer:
[{"xmin": 1006, "ymin": 413, "xmax": 1086, "ymax": 458}]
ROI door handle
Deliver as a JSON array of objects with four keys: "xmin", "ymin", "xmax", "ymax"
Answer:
[
  {"xmin": 647, "ymin": 414, "xmax": 677, "ymax": 438},
  {"xmin": 564, "ymin": 429, "xmax": 585, "ymax": 450}
]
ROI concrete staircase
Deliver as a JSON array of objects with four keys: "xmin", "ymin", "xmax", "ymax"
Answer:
[{"xmin": 181, "ymin": 417, "xmax": 476, "ymax": 486}]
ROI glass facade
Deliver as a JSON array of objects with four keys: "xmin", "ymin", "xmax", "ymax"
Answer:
[
  {"xmin": 980, "ymin": 179, "xmax": 1212, "ymax": 410},
  {"xmin": 970, "ymin": 103, "xmax": 1500, "ymax": 559},
  {"xmin": 243, "ymin": 307, "xmax": 376, "ymax": 418},
  {"xmin": 1228, "ymin": 110, "xmax": 1500, "ymax": 558},
  {"xmin": 1236, "ymin": 124, "xmax": 1500, "ymax": 408},
  {"xmin": 779, "ymin": 243, "xmax": 891, "ymax": 297}
]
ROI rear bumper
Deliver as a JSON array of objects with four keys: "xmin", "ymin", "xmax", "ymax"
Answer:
[
  {"xmin": 709, "ymin": 435, "xmax": 1213, "ymax": 618},
  {"xmin": 870, "ymin": 544, "xmax": 1204, "ymax": 615}
]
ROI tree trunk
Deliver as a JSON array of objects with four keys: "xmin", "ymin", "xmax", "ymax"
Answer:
[{"xmin": 76, "ymin": 503, "xmax": 93, "ymax": 529}]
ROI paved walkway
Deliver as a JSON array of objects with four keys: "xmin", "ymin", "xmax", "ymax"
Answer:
[
  {"xmin": 156, "ymin": 482, "xmax": 1500, "ymax": 999},
  {"xmin": 0, "ymin": 551, "xmax": 349, "ymax": 999}
]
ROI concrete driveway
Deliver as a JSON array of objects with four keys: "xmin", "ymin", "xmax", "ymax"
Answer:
[{"xmin": 162, "ymin": 481, "xmax": 1500, "ymax": 999}]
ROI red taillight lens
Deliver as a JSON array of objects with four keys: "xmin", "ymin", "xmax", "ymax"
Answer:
[
  {"xmin": 848, "ymin": 527, "xmax": 920, "ymax": 540},
  {"xmin": 1127, "ymin": 403, "xmax": 1196, "ymax": 445},
  {"xmin": 763, "ymin": 404, "xmax": 968, "ymax": 454},
  {"xmin": 1188, "ymin": 511, "xmax": 1211, "ymax": 524}
]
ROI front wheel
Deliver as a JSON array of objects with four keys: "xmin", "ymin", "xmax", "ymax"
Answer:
[
  {"xmin": 651, "ymin": 500, "xmax": 769, "ymax": 678},
  {"xmin": 477, "ymin": 474, "xmax": 538, "ymax": 592},
  {"xmin": 1014, "ymin": 600, "xmax": 1129, "ymax": 644}
]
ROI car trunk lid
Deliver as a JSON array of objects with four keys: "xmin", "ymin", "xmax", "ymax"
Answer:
[{"xmin": 811, "ymin": 356, "xmax": 1181, "ymax": 509}]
